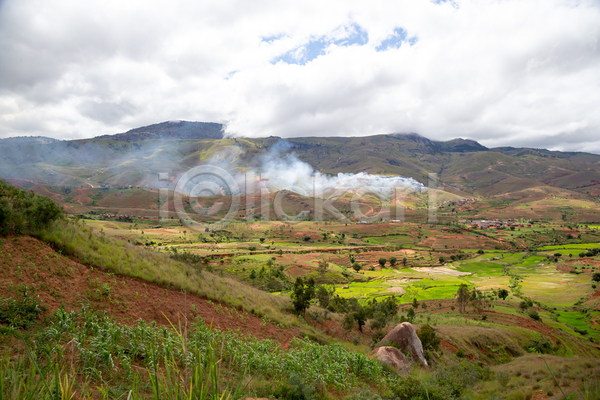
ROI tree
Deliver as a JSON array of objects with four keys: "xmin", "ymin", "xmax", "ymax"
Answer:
[
  {"xmin": 249, "ymin": 270, "xmax": 256, "ymax": 279},
  {"xmin": 412, "ymin": 297, "xmax": 419, "ymax": 309},
  {"xmin": 316, "ymin": 285, "xmax": 334, "ymax": 308},
  {"xmin": 497, "ymin": 289, "xmax": 509, "ymax": 300},
  {"xmin": 593, "ymin": 273, "xmax": 600, "ymax": 282},
  {"xmin": 353, "ymin": 308, "xmax": 368, "ymax": 332},
  {"xmin": 378, "ymin": 258, "xmax": 387, "ymax": 268},
  {"xmin": 317, "ymin": 259, "xmax": 329, "ymax": 276},
  {"xmin": 342, "ymin": 313, "xmax": 355, "ymax": 332},
  {"xmin": 417, "ymin": 324, "xmax": 440, "ymax": 353},
  {"xmin": 351, "ymin": 262, "xmax": 362, "ymax": 272},
  {"xmin": 456, "ymin": 284, "xmax": 470, "ymax": 313},
  {"xmin": 389, "ymin": 257, "xmax": 397, "ymax": 267},
  {"xmin": 439, "ymin": 256, "xmax": 446, "ymax": 264},
  {"xmin": 291, "ymin": 277, "xmax": 315, "ymax": 315},
  {"xmin": 407, "ymin": 307, "xmax": 415, "ymax": 322},
  {"xmin": 402, "ymin": 257, "xmax": 407, "ymax": 266},
  {"xmin": 259, "ymin": 237, "xmax": 265, "ymax": 244}
]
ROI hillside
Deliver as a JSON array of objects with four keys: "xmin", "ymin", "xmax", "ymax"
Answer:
[
  {"xmin": 94, "ymin": 120, "xmax": 225, "ymax": 141},
  {"xmin": 1, "ymin": 123, "xmax": 599, "ymax": 197},
  {"xmin": 2, "ymin": 122, "xmax": 600, "ymax": 227},
  {"xmin": 3, "ymin": 179, "xmax": 600, "ymax": 399}
]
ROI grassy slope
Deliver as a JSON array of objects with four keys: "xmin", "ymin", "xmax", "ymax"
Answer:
[{"xmin": 37, "ymin": 219, "xmax": 297, "ymax": 327}]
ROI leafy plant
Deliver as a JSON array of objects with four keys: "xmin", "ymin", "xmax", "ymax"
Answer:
[{"xmin": 0, "ymin": 286, "xmax": 44, "ymax": 329}]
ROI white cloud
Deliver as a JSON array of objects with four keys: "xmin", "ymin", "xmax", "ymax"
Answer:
[{"xmin": 0, "ymin": 0, "xmax": 599, "ymax": 152}]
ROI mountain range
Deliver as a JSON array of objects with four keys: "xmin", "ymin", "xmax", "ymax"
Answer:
[{"xmin": 1, "ymin": 120, "xmax": 600, "ymax": 200}]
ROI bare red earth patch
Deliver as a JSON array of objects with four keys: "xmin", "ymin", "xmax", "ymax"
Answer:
[{"xmin": 0, "ymin": 236, "xmax": 299, "ymax": 346}]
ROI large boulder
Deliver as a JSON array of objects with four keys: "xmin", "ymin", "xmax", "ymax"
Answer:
[
  {"xmin": 377, "ymin": 322, "xmax": 428, "ymax": 366},
  {"xmin": 372, "ymin": 346, "xmax": 411, "ymax": 375}
]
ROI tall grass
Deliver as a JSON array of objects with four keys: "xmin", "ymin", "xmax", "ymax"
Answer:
[
  {"xmin": 1, "ymin": 306, "xmax": 385, "ymax": 398},
  {"xmin": 37, "ymin": 219, "xmax": 295, "ymax": 326}
]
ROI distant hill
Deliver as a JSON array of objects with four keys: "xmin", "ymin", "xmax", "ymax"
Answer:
[
  {"xmin": 1, "ymin": 121, "xmax": 600, "ymax": 199},
  {"xmin": 0, "ymin": 136, "xmax": 60, "ymax": 145},
  {"xmin": 94, "ymin": 120, "xmax": 224, "ymax": 142}
]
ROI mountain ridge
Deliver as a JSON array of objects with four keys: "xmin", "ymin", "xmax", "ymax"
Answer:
[{"xmin": 1, "ymin": 121, "xmax": 600, "ymax": 198}]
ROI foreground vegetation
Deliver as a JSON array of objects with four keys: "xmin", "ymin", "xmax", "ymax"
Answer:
[{"xmin": 3, "ymin": 179, "xmax": 600, "ymax": 399}]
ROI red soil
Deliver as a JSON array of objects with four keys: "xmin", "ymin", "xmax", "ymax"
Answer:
[{"xmin": 0, "ymin": 236, "xmax": 299, "ymax": 346}]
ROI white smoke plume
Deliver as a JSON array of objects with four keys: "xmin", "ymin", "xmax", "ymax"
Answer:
[{"xmin": 256, "ymin": 140, "xmax": 424, "ymax": 197}]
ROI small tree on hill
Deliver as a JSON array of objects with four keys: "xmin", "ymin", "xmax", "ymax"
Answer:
[
  {"xmin": 417, "ymin": 324, "xmax": 440, "ymax": 354},
  {"xmin": 353, "ymin": 308, "xmax": 368, "ymax": 332},
  {"xmin": 412, "ymin": 297, "xmax": 419, "ymax": 309},
  {"xmin": 456, "ymin": 284, "xmax": 470, "ymax": 313},
  {"xmin": 317, "ymin": 259, "xmax": 329, "ymax": 276},
  {"xmin": 402, "ymin": 257, "xmax": 407, "ymax": 266},
  {"xmin": 497, "ymin": 289, "xmax": 509, "ymax": 300},
  {"xmin": 389, "ymin": 257, "xmax": 397, "ymax": 267},
  {"xmin": 593, "ymin": 273, "xmax": 600, "ymax": 282},
  {"xmin": 316, "ymin": 285, "xmax": 334, "ymax": 308},
  {"xmin": 291, "ymin": 277, "xmax": 315, "ymax": 315},
  {"xmin": 378, "ymin": 258, "xmax": 387, "ymax": 268},
  {"xmin": 407, "ymin": 307, "xmax": 415, "ymax": 322},
  {"xmin": 352, "ymin": 262, "xmax": 362, "ymax": 272}
]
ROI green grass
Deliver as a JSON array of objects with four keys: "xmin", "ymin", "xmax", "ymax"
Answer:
[
  {"xmin": 37, "ymin": 219, "xmax": 297, "ymax": 327},
  {"xmin": 538, "ymin": 243, "xmax": 600, "ymax": 250}
]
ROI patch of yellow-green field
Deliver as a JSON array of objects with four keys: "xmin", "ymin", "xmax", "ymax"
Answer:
[
  {"xmin": 493, "ymin": 305, "xmax": 523, "ymax": 317},
  {"xmin": 538, "ymin": 243, "xmax": 600, "ymax": 250},
  {"xmin": 539, "ymin": 312, "xmax": 584, "ymax": 340},
  {"xmin": 464, "ymin": 274, "xmax": 510, "ymax": 290},
  {"xmin": 526, "ymin": 198, "xmax": 598, "ymax": 208},
  {"xmin": 519, "ymin": 271, "xmax": 593, "ymax": 307},
  {"xmin": 333, "ymin": 282, "xmax": 392, "ymax": 300}
]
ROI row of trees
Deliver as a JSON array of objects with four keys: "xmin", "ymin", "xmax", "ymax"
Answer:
[{"xmin": 0, "ymin": 180, "xmax": 64, "ymax": 236}]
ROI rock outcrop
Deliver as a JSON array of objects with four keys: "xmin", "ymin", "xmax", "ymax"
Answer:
[
  {"xmin": 377, "ymin": 322, "xmax": 428, "ymax": 367},
  {"xmin": 372, "ymin": 346, "xmax": 411, "ymax": 375}
]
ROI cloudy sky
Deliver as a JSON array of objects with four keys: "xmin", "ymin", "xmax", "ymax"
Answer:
[{"xmin": 1, "ymin": 0, "xmax": 599, "ymax": 152}]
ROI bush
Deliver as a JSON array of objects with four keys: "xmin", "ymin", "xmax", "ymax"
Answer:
[
  {"xmin": 273, "ymin": 374, "xmax": 317, "ymax": 400},
  {"xmin": 0, "ymin": 180, "xmax": 64, "ymax": 236},
  {"xmin": 417, "ymin": 324, "xmax": 440, "ymax": 353},
  {"xmin": 0, "ymin": 286, "xmax": 44, "ymax": 329},
  {"xmin": 527, "ymin": 335, "xmax": 553, "ymax": 354},
  {"xmin": 496, "ymin": 370, "xmax": 510, "ymax": 387},
  {"xmin": 527, "ymin": 309, "xmax": 541, "ymax": 321},
  {"xmin": 389, "ymin": 360, "xmax": 491, "ymax": 400}
]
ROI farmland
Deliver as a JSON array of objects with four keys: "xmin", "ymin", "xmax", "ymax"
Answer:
[{"xmin": 3, "ymin": 177, "xmax": 600, "ymax": 399}]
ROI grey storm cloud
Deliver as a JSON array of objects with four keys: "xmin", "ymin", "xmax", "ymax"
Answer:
[{"xmin": 0, "ymin": 0, "xmax": 599, "ymax": 152}]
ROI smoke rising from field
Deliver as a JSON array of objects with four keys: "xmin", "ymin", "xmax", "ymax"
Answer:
[{"xmin": 256, "ymin": 140, "xmax": 424, "ymax": 196}]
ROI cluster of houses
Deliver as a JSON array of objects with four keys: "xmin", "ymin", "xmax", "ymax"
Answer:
[
  {"xmin": 469, "ymin": 220, "xmax": 532, "ymax": 229},
  {"xmin": 100, "ymin": 213, "xmax": 159, "ymax": 221},
  {"xmin": 442, "ymin": 198, "xmax": 477, "ymax": 206}
]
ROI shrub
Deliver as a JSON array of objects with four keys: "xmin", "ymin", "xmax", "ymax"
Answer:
[
  {"xmin": 0, "ymin": 286, "xmax": 44, "ymax": 329},
  {"xmin": 528, "ymin": 309, "xmax": 541, "ymax": 321},
  {"xmin": 417, "ymin": 324, "xmax": 440, "ymax": 353},
  {"xmin": 496, "ymin": 370, "xmax": 510, "ymax": 387},
  {"xmin": 0, "ymin": 180, "xmax": 64, "ymax": 236}
]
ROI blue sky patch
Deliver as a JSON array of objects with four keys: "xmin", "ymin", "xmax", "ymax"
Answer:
[
  {"xmin": 260, "ymin": 34, "xmax": 284, "ymax": 43},
  {"xmin": 376, "ymin": 28, "xmax": 418, "ymax": 51},
  {"xmin": 271, "ymin": 23, "xmax": 368, "ymax": 65}
]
